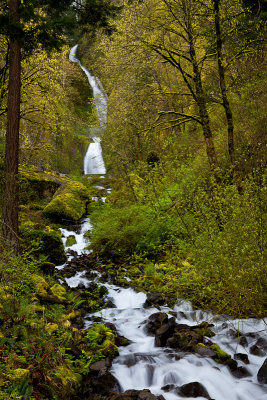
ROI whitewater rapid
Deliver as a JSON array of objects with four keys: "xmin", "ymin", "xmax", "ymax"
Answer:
[{"xmin": 58, "ymin": 219, "xmax": 267, "ymax": 400}]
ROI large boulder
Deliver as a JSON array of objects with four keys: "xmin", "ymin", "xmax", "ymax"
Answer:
[
  {"xmin": 43, "ymin": 180, "xmax": 90, "ymax": 222},
  {"xmin": 19, "ymin": 169, "xmax": 60, "ymax": 203},
  {"xmin": 144, "ymin": 312, "xmax": 169, "ymax": 335},
  {"xmin": 177, "ymin": 382, "xmax": 211, "ymax": 399},
  {"xmin": 20, "ymin": 226, "xmax": 67, "ymax": 265}
]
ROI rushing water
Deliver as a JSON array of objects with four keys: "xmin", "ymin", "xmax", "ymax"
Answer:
[
  {"xmin": 57, "ymin": 219, "xmax": 267, "ymax": 400},
  {"xmin": 69, "ymin": 45, "xmax": 107, "ymax": 175}
]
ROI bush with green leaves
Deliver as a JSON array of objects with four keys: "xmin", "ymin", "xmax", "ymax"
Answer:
[{"xmin": 89, "ymin": 203, "xmax": 177, "ymax": 261}]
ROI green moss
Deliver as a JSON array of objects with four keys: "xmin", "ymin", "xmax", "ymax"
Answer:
[
  {"xmin": 19, "ymin": 168, "xmax": 61, "ymax": 204},
  {"xmin": 66, "ymin": 235, "xmax": 77, "ymax": 247},
  {"xmin": 50, "ymin": 284, "xmax": 66, "ymax": 298},
  {"xmin": 52, "ymin": 366, "xmax": 82, "ymax": 387},
  {"xmin": 43, "ymin": 181, "xmax": 90, "ymax": 221},
  {"xmin": 193, "ymin": 327, "xmax": 215, "ymax": 338},
  {"xmin": 12, "ymin": 369, "xmax": 30, "ymax": 381},
  {"xmin": 20, "ymin": 226, "xmax": 67, "ymax": 265},
  {"xmin": 45, "ymin": 323, "xmax": 59, "ymax": 334},
  {"xmin": 210, "ymin": 344, "xmax": 231, "ymax": 363}
]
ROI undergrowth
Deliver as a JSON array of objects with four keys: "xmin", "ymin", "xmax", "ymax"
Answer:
[
  {"xmin": 88, "ymin": 165, "xmax": 266, "ymax": 318},
  {"xmin": 0, "ymin": 249, "xmax": 117, "ymax": 399}
]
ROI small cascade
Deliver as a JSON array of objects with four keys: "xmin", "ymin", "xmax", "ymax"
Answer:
[
  {"xmin": 57, "ymin": 218, "xmax": 267, "ymax": 400},
  {"xmin": 69, "ymin": 45, "xmax": 107, "ymax": 175}
]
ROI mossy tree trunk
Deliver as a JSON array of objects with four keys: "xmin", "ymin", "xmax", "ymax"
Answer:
[{"xmin": 2, "ymin": 0, "xmax": 21, "ymax": 251}]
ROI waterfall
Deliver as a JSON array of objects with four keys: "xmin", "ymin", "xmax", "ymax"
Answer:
[{"xmin": 69, "ymin": 44, "xmax": 107, "ymax": 175}]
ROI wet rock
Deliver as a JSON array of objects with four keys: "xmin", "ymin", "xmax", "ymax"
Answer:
[
  {"xmin": 161, "ymin": 384, "xmax": 176, "ymax": 392},
  {"xmin": 234, "ymin": 353, "xmax": 250, "ymax": 364},
  {"xmin": 231, "ymin": 366, "xmax": 252, "ymax": 379},
  {"xmin": 98, "ymin": 285, "xmax": 109, "ymax": 297},
  {"xmin": 77, "ymin": 282, "xmax": 87, "ymax": 290},
  {"xmin": 191, "ymin": 322, "xmax": 215, "ymax": 338},
  {"xmin": 144, "ymin": 293, "xmax": 165, "ymax": 308},
  {"xmin": 144, "ymin": 313, "xmax": 169, "ymax": 335},
  {"xmin": 255, "ymin": 337, "xmax": 267, "ymax": 351},
  {"xmin": 108, "ymin": 389, "xmax": 165, "ymax": 400},
  {"xmin": 250, "ymin": 344, "xmax": 265, "ymax": 357},
  {"xmin": 225, "ymin": 358, "xmax": 238, "ymax": 372},
  {"xmin": 155, "ymin": 323, "xmax": 175, "ymax": 347},
  {"xmin": 82, "ymin": 371, "xmax": 120, "ymax": 397},
  {"xmin": 195, "ymin": 344, "xmax": 217, "ymax": 358},
  {"xmin": 225, "ymin": 357, "xmax": 252, "ymax": 379},
  {"xmin": 177, "ymin": 381, "xmax": 211, "ymax": 399},
  {"xmin": 90, "ymin": 358, "xmax": 112, "ymax": 372},
  {"xmin": 167, "ymin": 324, "xmax": 202, "ymax": 351},
  {"xmin": 239, "ymin": 336, "xmax": 248, "ymax": 347},
  {"xmin": 257, "ymin": 358, "xmax": 267, "ymax": 384}
]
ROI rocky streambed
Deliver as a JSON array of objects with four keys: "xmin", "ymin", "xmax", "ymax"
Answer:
[{"xmin": 55, "ymin": 219, "xmax": 267, "ymax": 400}]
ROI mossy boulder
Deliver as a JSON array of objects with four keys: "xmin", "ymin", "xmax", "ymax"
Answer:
[
  {"xmin": 43, "ymin": 181, "xmax": 90, "ymax": 222},
  {"xmin": 20, "ymin": 226, "xmax": 67, "ymax": 265},
  {"xmin": 32, "ymin": 274, "xmax": 49, "ymax": 298},
  {"xmin": 66, "ymin": 235, "xmax": 77, "ymax": 247},
  {"xmin": 19, "ymin": 169, "xmax": 61, "ymax": 204}
]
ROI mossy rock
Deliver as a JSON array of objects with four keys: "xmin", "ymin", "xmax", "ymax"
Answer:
[
  {"xmin": 20, "ymin": 227, "xmax": 67, "ymax": 265},
  {"xmin": 66, "ymin": 235, "xmax": 77, "ymax": 247},
  {"xmin": 32, "ymin": 274, "xmax": 49, "ymax": 297},
  {"xmin": 43, "ymin": 181, "xmax": 90, "ymax": 222},
  {"xmin": 50, "ymin": 283, "xmax": 66, "ymax": 298},
  {"xmin": 40, "ymin": 261, "xmax": 56, "ymax": 275},
  {"xmin": 19, "ymin": 169, "xmax": 61, "ymax": 204},
  {"xmin": 210, "ymin": 344, "xmax": 231, "ymax": 363}
]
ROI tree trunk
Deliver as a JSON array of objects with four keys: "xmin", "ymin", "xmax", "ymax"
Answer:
[
  {"xmin": 187, "ymin": 16, "xmax": 219, "ymax": 176},
  {"xmin": 213, "ymin": 0, "xmax": 241, "ymax": 190},
  {"xmin": 2, "ymin": 0, "xmax": 21, "ymax": 251}
]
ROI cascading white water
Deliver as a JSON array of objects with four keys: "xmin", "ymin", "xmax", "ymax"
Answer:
[
  {"xmin": 58, "ymin": 219, "xmax": 267, "ymax": 400},
  {"xmin": 69, "ymin": 44, "xmax": 107, "ymax": 175},
  {"xmin": 62, "ymin": 46, "xmax": 267, "ymax": 400}
]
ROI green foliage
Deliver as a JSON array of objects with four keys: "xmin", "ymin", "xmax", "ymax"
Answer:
[
  {"xmin": 20, "ymin": 225, "xmax": 67, "ymax": 265},
  {"xmin": 0, "ymin": 250, "xmax": 119, "ymax": 399},
  {"xmin": 90, "ymin": 158, "xmax": 266, "ymax": 317},
  {"xmin": 89, "ymin": 203, "xmax": 176, "ymax": 260}
]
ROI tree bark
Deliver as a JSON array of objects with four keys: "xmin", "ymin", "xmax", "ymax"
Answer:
[
  {"xmin": 213, "ymin": 0, "xmax": 241, "ymax": 189},
  {"xmin": 186, "ymin": 11, "xmax": 219, "ymax": 175},
  {"xmin": 2, "ymin": 0, "xmax": 21, "ymax": 251}
]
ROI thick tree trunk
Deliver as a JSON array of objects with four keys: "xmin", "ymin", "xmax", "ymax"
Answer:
[{"xmin": 2, "ymin": 0, "xmax": 21, "ymax": 251}]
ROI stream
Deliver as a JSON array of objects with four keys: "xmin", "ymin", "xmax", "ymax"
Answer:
[
  {"xmin": 57, "ymin": 218, "xmax": 267, "ymax": 400},
  {"xmin": 59, "ymin": 46, "xmax": 267, "ymax": 399}
]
